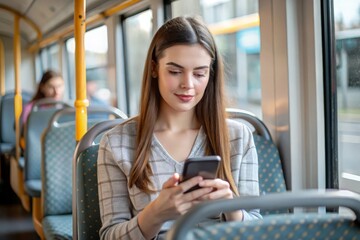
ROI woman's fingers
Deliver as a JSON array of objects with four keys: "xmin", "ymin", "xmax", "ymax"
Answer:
[
  {"xmin": 162, "ymin": 173, "xmax": 180, "ymax": 189},
  {"xmin": 178, "ymin": 176, "xmax": 203, "ymax": 193},
  {"xmin": 197, "ymin": 187, "xmax": 232, "ymax": 201},
  {"xmin": 198, "ymin": 178, "xmax": 230, "ymax": 189},
  {"xmin": 197, "ymin": 178, "xmax": 233, "ymax": 200}
]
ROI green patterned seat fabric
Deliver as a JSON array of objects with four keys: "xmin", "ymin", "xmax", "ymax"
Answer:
[
  {"xmin": 42, "ymin": 119, "xmax": 103, "ymax": 239},
  {"xmin": 188, "ymin": 213, "xmax": 360, "ymax": 240},
  {"xmin": 0, "ymin": 92, "xmax": 31, "ymax": 155},
  {"xmin": 43, "ymin": 124, "xmax": 75, "ymax": 216},
  {"xmin": 77, "ymin": 145, "xmax": 101, "ymax": 240},
  {"xmin": 43, "ymin": 120, "xmax": 100, "ymax": 216},
  {"xmin": 25, "ymin": 107, "xmax": 61, "ymax": 197},
  {"xmin": 42, "ymin": 123, "xmax": 75, "ymax": 240},
  {"xmin": 254, "ymin": 134, "xmax": 287, "ymax": 215},
  {"xmin": 42, "ymin": 214, "xmax": 72, "ymax": 240}
]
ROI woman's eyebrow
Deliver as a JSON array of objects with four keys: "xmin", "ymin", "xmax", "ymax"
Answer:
[
  {"xmin": 166, "ymin": 62, "xmax": 184, "ymax": 69},
  {"xmin": 166, "ymin": 62, "xmax": 209, "ymax": 70}
]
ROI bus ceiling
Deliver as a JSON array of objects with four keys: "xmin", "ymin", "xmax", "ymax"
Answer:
[{"xmin": 0, "ymin": 0, "xmax": 139, "ymax": 51}]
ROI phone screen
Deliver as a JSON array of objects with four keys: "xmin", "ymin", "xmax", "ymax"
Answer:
[{"xmin": 181, "ymin": 155, "xmax": 221, "ymax": 193}]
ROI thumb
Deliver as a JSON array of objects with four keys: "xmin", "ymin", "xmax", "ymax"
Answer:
[{"xmin": 162, "ymin": 173, "xmax": 180, "ymax": 189}]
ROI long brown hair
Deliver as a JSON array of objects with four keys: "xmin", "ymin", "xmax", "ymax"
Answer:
[
  {"xmin": 31, "ymin": 70, "xmax": 63, "ymax": 102},
  {"xmin": 129, "ymin": 16, "xmax": 238, "ymax": 195}
]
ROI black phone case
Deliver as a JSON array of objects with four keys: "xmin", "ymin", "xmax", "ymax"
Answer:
[{"xmin": 181, "ymin": 155, "xmax": 221, "ymax": 193}]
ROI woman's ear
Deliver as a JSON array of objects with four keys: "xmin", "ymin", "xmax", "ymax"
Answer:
[{"xmin": 151, "ymin": 60, "xmax": 158, "ymax": 78}]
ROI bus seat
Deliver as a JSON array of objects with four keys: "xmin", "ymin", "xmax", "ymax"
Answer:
[
  {"xmin": 73, "ymin": 119, "xmax": 125, "ymax": 240},
  {"xmin": 0, "ymin": 91, "xmax": 31, "ymax": 154},
  {"xmin": 72, "ymin": 109, "xmax": 284, "ymax": 240},
  {"xmin": 2, "ymin": 92, "xmax": 32, "ymax": 211},
  {"xmin": 41, "ymin": 107, "xmax": 127, "ymax": 240},
  {"xmin": 24, "ymin": 99, "xmax": 71, "ymax": 198},
  {"xmin": 20, "ymin": 99, "xmax": 71, "ymax": 239},
  {"xmin": 166, "ymin": 190, "xmax": 360, "ymax": 240},
  {"xmin": 226, "ymin": 108, "xmax": 272, "ymax": 140},
  {"xmin": 226, "ymin": 108, "xmax": 287, "ymax": 215}
]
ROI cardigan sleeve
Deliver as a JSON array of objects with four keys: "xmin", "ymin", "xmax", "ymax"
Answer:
[
  {"xmin": 97, "ymin": 134, "xmax": 147, "ymax": 240},
  {"xmin": 228, "ymin": 120, "xmax": 262, "ymax": 221}
]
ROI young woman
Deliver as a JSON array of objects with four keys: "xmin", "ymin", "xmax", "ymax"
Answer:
[
  {"xmin": 97, "ymin": 16, "xmax": 261, "ymax": 240},
  {"xmin": 21, "ymin": 70, "xmax": 65, "ymax": 124}
]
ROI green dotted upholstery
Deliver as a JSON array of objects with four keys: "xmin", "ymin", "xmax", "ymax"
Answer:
[
  {"xmin": 42, "ymin": 119, "xmax": 76, "ymax": 240},
  {"xmin": 73, "ymin": 119, "xmax": 126, "ymax": 240},
  {"xmin": 0, "ymin": 92, "xmax": 31, "ymax": 154},
  {"xmin": 42, "ymin": 116, "xmax": 107, "ymax": 239},
  {"xmin": 188, "ymin": 213, "xmax": 360, "ymax": 240},
  {"xmin": 76, "ymin": 145, "xmax": 101, "ymax": 240},
  {"xmin": 254, "ymin": 134, "xmax": 287, "ymax": 215},
  {"xmin": 25, "ymin": 106, "xmax": 65, "ymax": 197},
  {"xmin": 255, "ymin": 135, "xmax": 286, "ymax": 195},
  {"xmin": 228, "ymin": 109, "xmax": 287, "ymax": 215},
  {"xmin": 43, "ymin": 123, "xmax": 75, "ymax": 216},
  {"xmin": 42, "ymin": 215, "xmax": 73, "ymax": 240}
]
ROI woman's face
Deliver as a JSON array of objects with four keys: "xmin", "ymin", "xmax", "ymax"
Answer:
[
  {"xmin": 157, "ymin": 44, "xmax": 211, "ymax": 113},
  {"xmin": 41, "ymin": 76, "xmax": 65, "ymax": 100}
]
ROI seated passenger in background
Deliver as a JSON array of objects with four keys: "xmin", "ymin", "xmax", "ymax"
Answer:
[
  {"xmin": 21, "ymin": 69, "xmax": 65, "ymax": 124},
  {"xmin": 20, "ymin": 70, "xmax": 65, "ymax": 149},
  {"xmin": 97, "ymin": 16, "xmax": 262, "ymax": 240},
  {"xmin": 86, "ymin": 72, "xmax": 109, "ymax": 106}
]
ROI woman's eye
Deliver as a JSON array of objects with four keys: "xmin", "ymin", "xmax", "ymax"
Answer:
[
  {"xmin": 169, "ymin": 70, "xmax": 181, "ymax": 75},
  {"xmin": 194, "ymin": 73, "xmax": 206, "ymax": 78}
]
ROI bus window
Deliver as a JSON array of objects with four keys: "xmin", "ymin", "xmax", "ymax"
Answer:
[
  {"xmin": 39, "ymin": 48, "xmax": 48, "ymax": 73},
  {"xmin": 169, "ymin": 0, "xmax": 261, "ymax": 117},
  {"xmin": 38, "ymin": 44, "xmax": 61, "ymax": 74},
  {"xmin": 85, "ymin": 26, "xmax": 111, "ymax": 106},
  {"xmin": 123, "ymin": 9, "xmax": 153, "ymax": 116},
  {"xmin": 66, "ymin": 25, "xmax": 111, "ymax": 104},
  {"xmin": 48, "ymin": 44, "xmax": 60, "ymax": 72},
  {"xmin": 334, "ymin": 0, "xmax": 360, "ymax": 193}
]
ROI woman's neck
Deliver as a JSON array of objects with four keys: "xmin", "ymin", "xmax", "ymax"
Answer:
[{"xmin": 155, "ymin": 108, "xmax": 200, "ymax": 132}]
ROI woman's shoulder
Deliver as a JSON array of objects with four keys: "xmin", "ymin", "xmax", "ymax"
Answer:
[
  {"xmin": 226, "ymin": 118, "xmax": 253, "ymax": 140},
  {"xmin": 226, "ymin": 118, "xmax": 247, "ymax": 132},
  {"xmin": 104, "ymin": 117, "xmax": 138, "ymax": 139}
]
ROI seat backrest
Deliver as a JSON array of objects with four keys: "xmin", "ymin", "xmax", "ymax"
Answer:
[
  {"xmin": 226, "ymin": 108, "xmax": 272, "ymax": 140},
  {"xmin": 166, "ymin": 190, "xmax": 360, "ymax": 240},
  {"xmin": 42, "ymin": 107, "xmax": 127, "ymax": 218},
  {"xmin": 226, "ymin": 108, "xmax": 287, "ymax": 215},
  {"xmin": 24, "ymin": 99, "xmax": 71, "ymax": 189},
  {"xmin": 0, "ymin": 92, "xmax": 31, "ymax": 152},
  {"xmin": 74, "ymin": 119, "xmax": 126, "ymax": 240}
]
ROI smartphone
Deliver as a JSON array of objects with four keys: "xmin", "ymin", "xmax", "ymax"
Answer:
[{"xmin": 181, "ymin": 155, "xmax": 221, "ymax": 193}]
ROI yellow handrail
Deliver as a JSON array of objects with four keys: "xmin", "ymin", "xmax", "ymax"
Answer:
[
  {"xmin": 13, "ymin": 15, "xmax": 22, "ymax": 161},
  {"xmin": 13, "ymin": 16, "xmax": 31, "ymax": 211},
  {"xmin": 208, "ymin": 13, "xmax": 259, "ymax": 35},
  {"xmin": 74, "ymin": 0, "xmax": 89, "ymax": 141},
  {"xmin": 0, "ymin": 39, "xmax": 5, "ymax": 96}
]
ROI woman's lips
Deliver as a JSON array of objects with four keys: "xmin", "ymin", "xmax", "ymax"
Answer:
[{"xmin": 175, "ymin": 94, "xmax": 194, "ymax": 102}]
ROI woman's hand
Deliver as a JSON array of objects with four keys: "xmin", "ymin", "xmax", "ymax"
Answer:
[
  {"xmin": 197, "ymin": 178, "xmax": 233, "ymax": 200},
  {"xmin": 138, "ymin": 173, "xmax": 213, "ymax": 239},
  {"xmin": 152, "ymin": 173, "xmax": 213, "ymax": 220},
  {"xmin": 197, "ymin": 178, "xmax": 244, "ymax": 221}
]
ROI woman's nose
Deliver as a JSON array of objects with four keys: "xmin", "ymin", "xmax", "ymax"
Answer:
[{"xmin": 180, "ymin": 73, "xmax": 194, "ymax": 89}]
